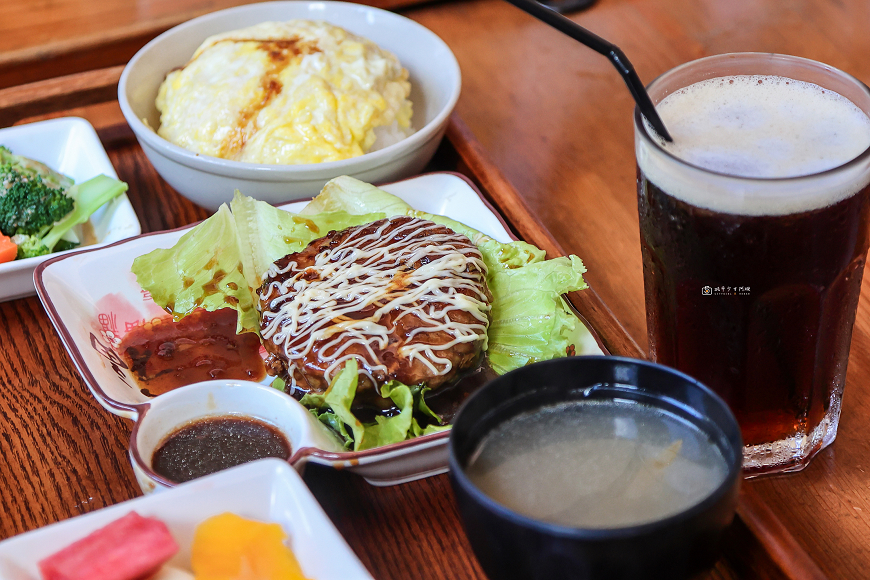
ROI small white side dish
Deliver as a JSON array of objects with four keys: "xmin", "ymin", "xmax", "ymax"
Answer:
[
  {"xmin": 0, "ymin": 117, "xmax": 140, "ymax": 302},
  {"xmin": 130, "ymin": 380, "xmax": 345, "ymax": 494},
  {"xmin": 35, "ymin": 173, "xmax": 603, "ymax": 486},
  {"xmin": 119, "ymin": 1, "xmax": 462, "ymax": 211},
  {"xmin": 0, "ymin": 458, "xmax": 375, "ymax": 580}
]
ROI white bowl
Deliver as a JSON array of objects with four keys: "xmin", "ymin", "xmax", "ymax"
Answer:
[
  {"xmin": 0, "ymin": 459, "xmax": 374, "ymax": 580},
  {"xmin": 129, "ymin": 380, "xmax": 345, "ymax": 494},
  {"xmin": 118, "ymin": 1, "xmax": 461, "ymax": 212},
  {"xmin": 0, "ymin": 117, "xmax": 140, "ymax": 302}
]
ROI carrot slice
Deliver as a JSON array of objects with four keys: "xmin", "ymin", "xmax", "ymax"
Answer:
[{"xmin": 0, "ymin": 235, "xmax": 16, "ymax": 263}]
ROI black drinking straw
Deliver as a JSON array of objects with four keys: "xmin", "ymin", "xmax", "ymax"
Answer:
[{"xmin": 503, "ymin": 0, "xmax": 673, "ymax": 142}]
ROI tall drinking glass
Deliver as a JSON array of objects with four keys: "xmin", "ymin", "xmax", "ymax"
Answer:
[{"xmin": 634, "ymin": 53, "xmax": 870, "ymax": 475}]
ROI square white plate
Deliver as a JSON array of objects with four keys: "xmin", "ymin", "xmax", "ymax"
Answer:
[
  {"xmin": 0, "ymin": 458, "xmax": 374, "ymax": 580},
  {"xmin": 0, "ymin": 117, "xmax": 141, "ymax": 302},
  {"xmin": 35, "ymin": 172, "xmax": 525, "ymax": 414},
  {"xmin": 35, "ymin": 172, "xmax": 602, "ymax": 485}
]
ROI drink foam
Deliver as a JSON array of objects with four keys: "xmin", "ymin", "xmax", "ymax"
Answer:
[{"xmin": 637, "ymin": 75, "xmax": 870, "ymax": 215}]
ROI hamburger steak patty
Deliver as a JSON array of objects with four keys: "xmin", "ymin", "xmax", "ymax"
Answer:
[{"xmin": 257, "ymin": 216, "xmax": 492, "ymax": 401}]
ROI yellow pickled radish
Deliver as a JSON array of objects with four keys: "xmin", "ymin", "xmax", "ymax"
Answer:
[{"xmin": 191, "ymin": 513, "xmax": 309, "ymax": 580}]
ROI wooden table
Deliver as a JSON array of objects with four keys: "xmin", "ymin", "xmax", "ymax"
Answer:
[{"xmin": 1, "ymin": 0, "xmax": 870, "ymax": 578}]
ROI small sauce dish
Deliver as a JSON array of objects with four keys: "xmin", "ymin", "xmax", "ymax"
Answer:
[
  {"xmin": 130, "ymin": 379, "xmax": 345, "ymax": 493},
  {"xmin": 448, "ymin": 356, "xmax": 742, "ymax": 580}
]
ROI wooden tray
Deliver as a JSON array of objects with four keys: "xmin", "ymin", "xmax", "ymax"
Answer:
[{"xmin": 0, "ymin": 67, "xmax": 827, "ymax": 580}]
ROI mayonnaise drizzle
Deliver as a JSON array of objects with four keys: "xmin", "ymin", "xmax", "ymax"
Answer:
[{"xmin": 258, "ymin": 218, "xmax": 491, "ymax": 388}]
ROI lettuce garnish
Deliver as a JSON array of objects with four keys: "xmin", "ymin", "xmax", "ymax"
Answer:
[
  {"xmin": 132, "ymin": 176, "xmax": 590, "ymax": 451},
  {"xmin": 300, "ymin": 362, "xmax": 450, "ymax": 451}
]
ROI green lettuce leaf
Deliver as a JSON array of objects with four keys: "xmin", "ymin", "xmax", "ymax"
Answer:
[
  {"xmin": 131, "ymin": 204, "xmax": 259, "ymax": 333},
  {"xmin": 231, "ymin": 191, "xmax": 384, "ymax": 292},
  {"xmin": 300, "ymin": 361, "xmax": 439, "ymax": 451},
  {"xmin": 309, "ymin": 410, "xmax": 356, "ymax": 449},
  {"xmin": 487, "ymin": 255, "xmax": 588, "ymax": 374},
  {"xmin": 132, "ymin": 191, "xmax": 383, "ymax": 334},
  {"xmin": 410, "ymin": 386, "xmax": 451, "ymax": 438},
  {"xmin": 299, "ymin": 175, "xmax": 413, "ymax": 217},
  {"xmin": 300, "ymin": 360, "xmax": 366, "ymax": 449}
]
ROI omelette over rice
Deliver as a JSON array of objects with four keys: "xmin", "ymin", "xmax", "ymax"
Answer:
[{"xmin": 155, "ymin": 20, "xmax": 414, "ymax": 164}]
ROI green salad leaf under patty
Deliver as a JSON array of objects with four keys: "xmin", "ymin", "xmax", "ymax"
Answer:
[{"xmin": 132, "ymin": 176, "xmax": 590, "ymax": 451}]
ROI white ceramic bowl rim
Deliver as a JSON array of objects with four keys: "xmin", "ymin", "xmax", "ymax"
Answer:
[
  {"xmin": 117, "ymin": 1, "xmax": 461, "ymax": 180},
  {"xmin": 129, "ymin": 380, "xmax": 318, "ymax": 488}
]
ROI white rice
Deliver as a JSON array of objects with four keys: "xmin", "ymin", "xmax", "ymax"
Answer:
[{"xmin": 369, "ymin": 121, "xmax": 415, "ymax": 153}]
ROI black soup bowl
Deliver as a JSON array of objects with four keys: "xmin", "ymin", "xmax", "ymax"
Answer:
[{"xmin": 448, "ymin": 356, "xmax": 742, "ymax": 580}]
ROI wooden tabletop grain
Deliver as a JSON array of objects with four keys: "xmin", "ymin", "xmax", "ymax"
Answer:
[{"xmin": 1, "ymin": 0, "xmax": 870, "ymax": 578}]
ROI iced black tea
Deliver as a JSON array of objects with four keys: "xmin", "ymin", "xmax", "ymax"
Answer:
[{"xmin": 635, "ymin": 55, "xmax": 870, "ymax": 474}]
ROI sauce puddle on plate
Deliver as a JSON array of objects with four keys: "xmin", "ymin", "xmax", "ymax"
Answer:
[
  {"xmin": 152, "ymin": 416, "xmax": 291, "ymax": 483},
  {"xmin": 119, "ymin": 308, "xmax": 267, "ymax": 397},
  {"xmin": 466, "ymin": 399, "xmax": 727, "ymax": 528}
]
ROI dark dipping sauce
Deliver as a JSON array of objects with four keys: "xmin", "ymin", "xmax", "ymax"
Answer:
[
  {"xmin": 151, "ymin": 415, "xmax": 291, "ymax": 483},
  {"xmin": 119, "ymin": 308, "xmax": 267, "ymax": 397}
]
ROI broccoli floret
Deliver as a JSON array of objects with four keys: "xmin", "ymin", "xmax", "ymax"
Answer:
[
  {"xmin": 0, "ymin": 164, "xmax": 75, "ymax": 236},
  {"xmin": 11, "ymin": 234, "xmax": 49, "ymax": 259},
  {"xmin": 9, "ymin": 174, "xmax": 127, "ymax": 260},
  {"xmin": 0, "ymin": 147, "xmax": 128, "ymax": 260}
]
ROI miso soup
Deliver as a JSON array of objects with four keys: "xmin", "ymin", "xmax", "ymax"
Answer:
[{"xmin": 465, "ymin": 399, "xmax": 728, "ymax": 528}]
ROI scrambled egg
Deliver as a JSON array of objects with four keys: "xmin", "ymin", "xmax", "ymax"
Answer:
[{"xmin": 155, "ymin": 21, "xmax": 413, "ymax": 164}]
